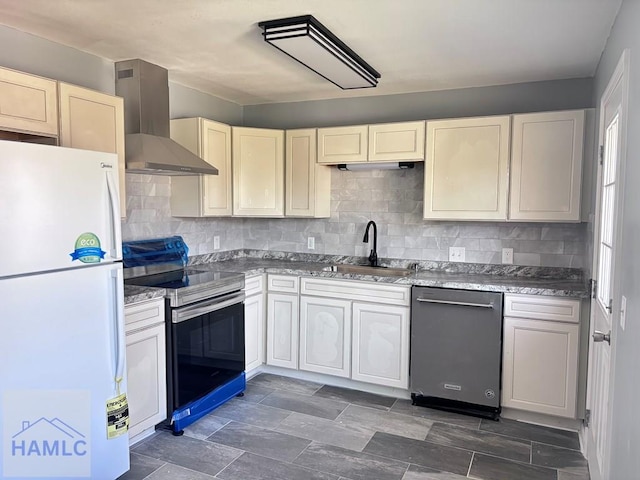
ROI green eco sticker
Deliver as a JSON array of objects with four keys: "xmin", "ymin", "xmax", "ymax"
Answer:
[{"xmin": 70, "ymin": 232, "xmax": 106, "ymax": 264}]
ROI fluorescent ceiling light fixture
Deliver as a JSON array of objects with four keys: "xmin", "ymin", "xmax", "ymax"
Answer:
[
  {"xmin": 258, "ymin": 15, "xmax": 381, "ymax": 89},
  {"xmin": 337, "ymin": 162, "xmax": 415, "ymax": 171}
]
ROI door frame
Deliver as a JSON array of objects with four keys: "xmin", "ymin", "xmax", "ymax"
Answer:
[{"xmin": 583, "ymin": 48, "xmax": 630, "ymax": 480}]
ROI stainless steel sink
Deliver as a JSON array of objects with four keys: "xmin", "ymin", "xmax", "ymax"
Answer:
[{"xmin": 322, "ymin": 264, "xmax": 414, "ymax": 277}]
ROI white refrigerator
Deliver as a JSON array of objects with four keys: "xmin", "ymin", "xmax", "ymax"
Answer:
[{"xmin": 0, "ymin": 140, "xmax": 129, "ymax": 479}]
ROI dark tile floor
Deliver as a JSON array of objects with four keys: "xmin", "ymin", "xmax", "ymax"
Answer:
[{"xmin": 119, "ymin": 374, "xmax": 590, "ymax": 480}]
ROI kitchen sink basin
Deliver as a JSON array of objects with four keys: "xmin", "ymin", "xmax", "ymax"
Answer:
[{"xmin": 322, "ymin": 264, "xmax": 414, "ymax": 277}]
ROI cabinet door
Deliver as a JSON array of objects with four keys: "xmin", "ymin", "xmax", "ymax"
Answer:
[
  {"xmin": 352, "ymin": 302, "xmax": 409, "ymax": 388},
  {"xmin": 233, "ymin": 127, "xmax": 284, "ymax": 216},
  {"xmin": 509, "ymin": 110, "xmax": 584, "ymax": 222},
  {"xmin": 299, "ymin": 296, "xmax": 351, "ymax": 378},
  {"xmin": 244, "ymin": 292, "xmax": 265, "ymax": 373},
  {"xmin": 0, "ymin": 67, "xmax": 58, "ymax": 136},
  {"xmin": 502, "ymin": 317, "xmax": 579, "ymax": 418},
  {"xmin": 368, "ymin": 121, "xmax": 425, "ymax": 162},
  {"xmin": 317, "ymin": 125, "xmax": 368, "ymax": 164},
  {"xmin": 266, "ymin": 293, "xmax": 299, "ymax": 369},
  {"xmin": 424, "ymin": 116, "xmax": 510, "ymax": 220},
  {"xmin": 126, "ymin": 323, "xmax": 167, "ymax": 440},
  {"xmin": 285, "ymin": 128, "xmax": 331, "ymax": 218},
  {"xmin": 58, "ymin": 83, "xmax": 126, "ymax": 216},
  {"xmin": 171, "ymin": 118, "xmax": 232, "ymax": 217}
]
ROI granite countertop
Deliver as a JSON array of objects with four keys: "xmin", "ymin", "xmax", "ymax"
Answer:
[{"xmin": 124, "ymin": 256, "xmax": 589, "ymax": 305}]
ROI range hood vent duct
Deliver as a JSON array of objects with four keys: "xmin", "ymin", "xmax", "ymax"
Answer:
[{"xmin": 115, "ymin": 59, "xmax": 218, "ymax": 176}]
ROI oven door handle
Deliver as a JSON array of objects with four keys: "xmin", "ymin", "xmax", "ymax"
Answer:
[{"xmin": 172, "ymin": 291, "xmax": 245, "ymax": 324}]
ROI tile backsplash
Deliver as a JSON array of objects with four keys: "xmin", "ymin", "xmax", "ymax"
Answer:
[{"xmin": 123, "ymin": 165, "xmax": 587, "ymax": 268}]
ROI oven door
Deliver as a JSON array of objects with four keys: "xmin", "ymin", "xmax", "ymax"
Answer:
[{"xmin": 168, "ymin": 291, "xmax": 245, "ymax": 411}]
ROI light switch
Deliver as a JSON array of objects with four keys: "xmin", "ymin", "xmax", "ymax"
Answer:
[
  {"xmin": 213, "ymin": 236, "xmax": 220, "ymax": 250},
  {"xmin": 620, "ymin": 295, "xmax": 627, "ymax": 330},
  {"xmin": 308, "ymin": 236, "xmax": 315, "ymax": 250}
]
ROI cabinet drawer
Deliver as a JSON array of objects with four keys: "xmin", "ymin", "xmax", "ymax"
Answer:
[
  {"xmin": 504, "ymin": 294, "xmax": 580, "ymax": 323},
  {"xmin": 125, "ymin": 299, "xmax": 165, "ymax": 332},
  {"xmin": 245, "ymin": 274, "xmax": 264, "ymax": 296},
  {"xmin": 301, "ymin": 277, "xmax": 410, "ymax": 306},
  {"xmin": 268, "ymin": 274, "xmax": 299, "ymax": 293}
]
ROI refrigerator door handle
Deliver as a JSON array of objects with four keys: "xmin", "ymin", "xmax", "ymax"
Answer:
[
  {"xmin": 105, "ymin": 168, "xmax": 122, "ymax": 260},
  {"xmin": 112, "ymin": 267, "xmax": 126, "ymax": 391}
]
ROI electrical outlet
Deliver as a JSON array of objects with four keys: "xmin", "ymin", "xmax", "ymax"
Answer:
[
  {"xmin": 448, "ymin": 246, "xmax": 465, "ymax": 262},
  {"xmin": 307, "ymin": 236, "xmax": 315, "ymax": 250},
  {"xmin": 620, "ymin": 295, "xmax": 627, "ymax": 330},
  {"xmin": 213, "ymin": 236, "xmax": 220, "ymax": 250},
  {"xmin": 502, "ymin": 248, "xmax": 514, "ymax": 264}
]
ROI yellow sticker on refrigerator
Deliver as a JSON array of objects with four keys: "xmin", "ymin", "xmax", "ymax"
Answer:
[{"xmin": 106, "ymin": 393, "xmax": 129, "ymax": 439}]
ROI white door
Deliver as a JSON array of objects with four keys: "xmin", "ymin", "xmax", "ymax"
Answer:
[{"xmin": 585, "ymin": 50, "xmax": 629, "ymax": 480}]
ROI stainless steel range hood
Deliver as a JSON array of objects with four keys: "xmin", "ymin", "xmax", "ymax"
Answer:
[{"xmin": 115, "ymin": 59, "xmax": 218, "ymax": 176}]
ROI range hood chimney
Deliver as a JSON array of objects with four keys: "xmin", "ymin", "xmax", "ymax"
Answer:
[{"xmin": 115, "ymin": 59, "xmax": 218, "ymax": 175}]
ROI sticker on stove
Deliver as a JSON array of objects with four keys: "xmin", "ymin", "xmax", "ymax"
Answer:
[{"xmin": 70, "ymin": 233, "xmax": 106, "ymax": 264}]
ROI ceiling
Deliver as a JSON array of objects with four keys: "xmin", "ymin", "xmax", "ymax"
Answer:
[{"xmin": 0, "ymin": 0, "xmax": 622, "ymax": 106}]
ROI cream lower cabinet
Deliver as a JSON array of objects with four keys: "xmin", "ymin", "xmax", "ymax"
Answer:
[
  {"xmin": 266, "ymin": 275, "xmax": 300, "ymax": 369},
  {"xmin": 232, "ymin": 127, "xmax": 284, "ymax": 216},
  {"xmin": 509, "ymin": 110, "xmax": 585, "ymax": 222},
  {"xmin": 285, "ymin": 128, "xmax": 331, "ymax": 218},
  {"xmin": 299, "ymin": 296, "xmax": 351, "ymax": 378},
  {"xmin": 124, "ymin": 298, "xmax": 167, "ymax": 442},
  {"xmin": 351, "ymin": 302, "xmax": 410, "ymax": 389},
  {"xmin": 424, "ymin": 115, "xmax": 511, "ymax": 220},
  {"xmin": 502, "ymin": 294, "xmax": 580, "ymax": 418},
  {"xmin": 0, "ymin": 66, "xmax": 58, "ymax": 137},
  {"xmin": 58, "ymin": 82, "xmax": 126, "ymax": 216},
  {"xmin": 300, "ymin": 277, "xmax": 411, "ymax": 389},
  {"xmin": 244, "ymin": 275, "xmax": 265, "ymax": 373},
  {"xmin": 170, "ymin": 118, "xmax": 233, "ymax": 217}
]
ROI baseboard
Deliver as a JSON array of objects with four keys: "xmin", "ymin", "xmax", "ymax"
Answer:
[{"xmin": 500, "ymin": 407, "xmax": 582, "ymax": 432}]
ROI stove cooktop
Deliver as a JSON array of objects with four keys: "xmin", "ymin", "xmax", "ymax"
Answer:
[{"xmin": 124, "ymin": 264, "xmax": 245, "ymax": 307}]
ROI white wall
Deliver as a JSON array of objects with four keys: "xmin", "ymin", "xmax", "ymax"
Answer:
[{"xmin": 592, "ymin": 0, "xmax": 640, "ymax": 477}]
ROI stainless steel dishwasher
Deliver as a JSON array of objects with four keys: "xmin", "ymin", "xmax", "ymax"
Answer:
[{"xmin": 410, "ymin": 286, "xmax": 503, "ymax": 420}]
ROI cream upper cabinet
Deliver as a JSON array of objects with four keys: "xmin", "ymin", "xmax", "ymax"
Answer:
[
  {"xmin": 232, "ymin": 127, "xmax": 284, "ymax": 216},
  {"xmin": 509, "ymin": 110, "xmax": 585, "ymax": 222},
  {"xmin": 0, "ymin": 66, "xmax": 58, "ymax": 137},
  {"xmin": 424, "ymin": 115, "xmax": 511, "ymax": 221},
  {"xmin": 368, "ymin": 121, "xmax": 425, "ymax": 162},
  {"xmin": 170, "ymin": 118, "xmax": 232, "ymax": 217},
  {"xmin": 317, "ymin": 125, "xmax": 368, "ymax": 164},
  {"xmin": 502, "ymin": 294, "xmax": 580, "ymax": 418},
  {"xmin": 58, "ymin": 83, "xmax": 126, "ymax": 216},
  {"xmin": 285, "ymin": 128, "xmax": 331, "ymax": 218}
]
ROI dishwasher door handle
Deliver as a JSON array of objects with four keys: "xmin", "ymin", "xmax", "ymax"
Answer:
[{"xmin": 416, "ymin": 297, "xmax": 495, "ymax": 309}]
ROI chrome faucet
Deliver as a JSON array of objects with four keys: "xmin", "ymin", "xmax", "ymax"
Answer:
[{"xmin": 362, "ymin": 220, "xmax": 378, "ymax": 267}]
